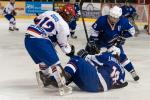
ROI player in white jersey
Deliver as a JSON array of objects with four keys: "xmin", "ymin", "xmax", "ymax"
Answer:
[
  {"xmin": 3, "ymin": 0, "xmax": 18, "ymax": 31},
  {"xmin": 25, "ymin": 6, "xmax": 75, "ymax": 95},
  {"xmin": 33, "ymin": 11, "xmax": 74, "ymax": 53}
]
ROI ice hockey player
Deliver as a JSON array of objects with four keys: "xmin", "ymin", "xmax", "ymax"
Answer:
[
  {"xmin": 44, "ymin": 47, "xmax": 128, "ymax": 92},
  {"xmin": 24, "ymin": 6, "xmax": 75, "ymax": 95},
  {"xmin": 65, "ymin": 49, "xmax": 127, "ymax": 92},
  {"xmin": 87, "ymin": 6, "xmax": 139, "ymax": 81},
  {"xmin": 66, "ymin": 3, "xmax": 80, "ymax": 39},
  {"xmin": 121, "ymin": 2, "xmax": 139, "ymax": 36},
  {"xmin": 3, "ymin": 0, "xmax": 19, "ymax": 31}
]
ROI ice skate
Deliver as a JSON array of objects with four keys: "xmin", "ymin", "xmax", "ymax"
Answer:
[
  {"xmin": 70, "ymin": 32, "xmax": 77, "ymax": 39},
  {"xmin": 59, "ymin": 85, "xmax": 72, "ymax": 96},
  {"xmin": 53, "ymin": 66, "xmax": 72, "ymax": 96},
  {"xmin": 36, "ymin": 71, "xmax": 56, "ymax": 87},
  {"xmin": 112, "ymin": 81, "xmax": 128, "ymax": 89},
  {"xmin": 9, "ymin": 27, "xmax": 14, "ymax": 31},
  {"xmin": 130, "ymin": 70, "xmax": 139, "ymax": 81},
  {"xmin": 13, "ymin": 27, "xmax": 19, "ymax": 31},
  {"xmin": 71, "ymin": 34, "xmax": 77, "ymax": 39}
]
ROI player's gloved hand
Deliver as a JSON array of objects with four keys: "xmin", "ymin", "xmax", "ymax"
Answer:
[
  {"xmin": 112, "ymin": 81, "xmax": 128, "ymax": 89},
  {"xmin": 107, "ymin": 46, "xmax": 121, "ymax": 56},
  {"xmin": 85, "ymin": 41, "xmax": 100, "ymax": 55},
  {"xmin": 66, "ymin": 45, "xmax": 75, "ymax": 57},
  {"xmin": 77, "ymin": 49, "xmax": 88, "ymax": 58},
  {"xmin": 116, "ymin": 36, "xmax": 126, "ymax": 46}
]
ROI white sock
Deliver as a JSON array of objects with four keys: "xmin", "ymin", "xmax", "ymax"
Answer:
[
  {"xmin": 51, "ymin": 65, "xmax": 66, "ymax": 88},
  {"xmin": 39, "ymin": 62, "xmax": 49, "ymax": 76}
]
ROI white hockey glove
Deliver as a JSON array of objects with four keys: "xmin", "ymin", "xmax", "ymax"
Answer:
[
  {"xmin": 66, "ymin": 45, "xmax": 75, "ymax": 57},
  {"xmin": 107, "ymin": 46, "xmax": 121, "ymax": 56}
]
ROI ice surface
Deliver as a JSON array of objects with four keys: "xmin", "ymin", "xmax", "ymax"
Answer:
[{"xmin": 0, "ymin": 18, "xmax": 150, "ymax": 100}]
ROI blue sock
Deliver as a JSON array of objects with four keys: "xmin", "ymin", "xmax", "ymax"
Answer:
[{"xmin": 124, "ymin": 62, "xmax": 134, "ymax": 72}]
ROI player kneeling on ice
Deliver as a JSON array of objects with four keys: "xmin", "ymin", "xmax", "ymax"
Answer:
[
  {"xmin": 44, "ymin": 46, "xmax": 128, "ymax": 92},
  {"xmin": 87, "ymin": 6, "xmax": 139, "ymax": 81},
  {"xmin": 3, "ymin": 0, "xmax": 19, "ymax": 31},
  {"xmin": 24, "ymin": 6, "xmax": 75, "ymax": 96}
]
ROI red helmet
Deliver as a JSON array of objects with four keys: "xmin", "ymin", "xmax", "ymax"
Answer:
[
  {"xmin": 57, "ymin": 4, "xmax": 75, "ymax": 22},
  {"xmin": 64, "ymin": 4, "xmax": 75, "ymax": 16}
]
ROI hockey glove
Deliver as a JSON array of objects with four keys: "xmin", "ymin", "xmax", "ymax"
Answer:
[
  {"xmin": 66, "ymin": 45, "xmax": 75, "ymax": 57},
  {"xmin": 116, "ymin": 36, "xmax": 126, "ymax": 46},
  {"xmin": 112, "ymin": 81, "xmax": 128, "ymax": 89},
  {"xmin": 107, "ymin": 46, "xmax": 121, "ymax": 61},
  {"xmin": 85, "ymin": 41, "xmax": 100, "ymax": 55},
  {"xmin": 77, "ymin": 49, "xmax": 88, "ymax": 58},
  {"xmin": 107, "ymin": 46, "xmax": 121, "ymax": 56}
]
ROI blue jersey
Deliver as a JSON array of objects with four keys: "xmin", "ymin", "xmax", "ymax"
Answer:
[
  {"xmin": 67, "ymin": 3, "xmax": 80, "ymax": 31},
  {"xmin": 121, "ymin": 5, "xmax": 136, "ymax": 18},
  {"xmin": 64, "ymin": 54, "xmax": 125, "ymax": 92},
  {"xmin": 85, "ymin": 52, "xmax": 125, "ymax": 83},
  {"xmin": 90, "ymin": 15, "xmax": 135, "ymax": 48},
  {"xmin": 66, "ymin": 56, "xmax": 102, "ymax": 92},
  {"xmin": 74, "ymin": 3, "xmax": 80, "ymax": 16},
  {"xmin": 85, "ymin": 52, "xmax": 119, "ymax": 66},
  {"xmin": 121, "ymin": 5, "xmax": 129, "ymax": 16},
  {"xmin": 128, "ymin": 6, "xmax": 136, "ymax": 15}
]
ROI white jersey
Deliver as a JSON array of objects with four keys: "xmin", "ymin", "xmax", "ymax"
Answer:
[
  {"xmin": 27, "ymin": 11, "xmax": 71, "ymax": 54},
  {"xmin": 3, "ymin": 2, "xmax": 15, "ymax": 15}
]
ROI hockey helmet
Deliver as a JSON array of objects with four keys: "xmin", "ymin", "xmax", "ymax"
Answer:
[
  {"xmin": 57, "ymin": 4, "xmax": 75, "ymax": 22},
  {"xmin": 109, "ymin": 6, "xmax": 122, "ymax": 18}
]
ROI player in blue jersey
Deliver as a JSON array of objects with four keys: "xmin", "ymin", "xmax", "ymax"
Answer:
[
  {"xmin": 87, "ymin": 6, "xmax": 139, "ymax": 81},
  {"xmin": 24, "ymin": 6, "xmax": 76, "ymax": 95},
  {"xmin": 66, "ymin": 3, "xmax": 80, "ymax": 39},
  {"xmin": 45, "ymin": 48, "xmax": 127, "ymax": 92},
  {"xmin": 3, "ymin": 0, "xmax": 19, "ymax": 31},
  {"xmin": 121, "ymin": 2, "xmax": 139, "ymax": 36}
]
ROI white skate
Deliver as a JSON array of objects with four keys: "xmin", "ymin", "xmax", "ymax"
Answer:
[{"xmin": 59, "ymin": 85, "xmax": 72, "ymax": 96}]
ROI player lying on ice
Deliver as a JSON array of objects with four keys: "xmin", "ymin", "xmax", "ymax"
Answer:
[{"xmin": 36, "ymin": 45, "xmax": 128, "ymax": 92}]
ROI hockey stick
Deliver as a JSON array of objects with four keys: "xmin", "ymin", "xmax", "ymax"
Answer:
[
  {"xmin": 80, "ymin": 0, "xmax": 89, "ymax": 42},
  {"xmin": 80, "ymin": 1, "xmax": 100, "ymax": 54}
]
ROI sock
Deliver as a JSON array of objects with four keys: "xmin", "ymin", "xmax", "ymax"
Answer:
[
  {"xmin": 9, "ymin": 17, "xmax": 16, "ymax": 28},
  {"xmin": 51, "ymin": 65, "xmax": 66, "ymax": 87},
  {"xmin": 39, "ymin": 62, "xmax": 49, "ymax": 76},
  {"xmin": 64, "ymin": 63, "xmax": 77, "ymax": 77},
  {"xmin": 121, "ymin": 59, "xmax": 134, "ymax": 72}
]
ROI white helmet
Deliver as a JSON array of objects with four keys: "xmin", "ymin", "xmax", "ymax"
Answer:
[{"xmin": 109, "ymin": 6, "xmax": 122, "ymax": 18}]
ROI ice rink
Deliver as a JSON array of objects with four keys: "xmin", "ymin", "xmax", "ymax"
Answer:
[{"xmin": 0, "ymin": 18, "xmax": 150, "ymax": 100}]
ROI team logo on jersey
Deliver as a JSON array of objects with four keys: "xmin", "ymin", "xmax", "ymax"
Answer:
[{"xmin": 118, "ymin": 26, "xmax": 121, "ymax": 31}]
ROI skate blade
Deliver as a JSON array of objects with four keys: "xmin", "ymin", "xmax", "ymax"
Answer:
[
  {"xmin": 36, "ymin": 72, "xmax": 44, "ymax": 88},
  {"xmin": 59, "ymin": 86, "xmax": 72, "ymax": 96}
]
